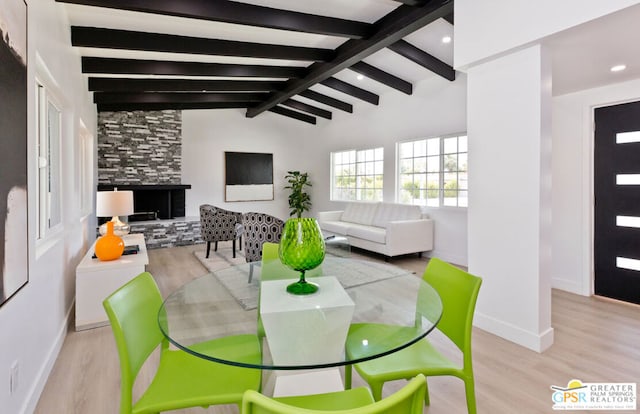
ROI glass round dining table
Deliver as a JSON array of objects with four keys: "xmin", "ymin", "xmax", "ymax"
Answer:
[{"xmin": 158, "ymin": 256, "xmax": 443, "ymax": 373}]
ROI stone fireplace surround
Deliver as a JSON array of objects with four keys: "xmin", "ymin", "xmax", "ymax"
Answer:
[
  {"xmin": 97, "ymin": 110, "xmax": 205, "ymax": 249},
  {"xmin": 97, "ymin": 184, "xmax": 191, "ymax": 220},
  {"xmin": 96, "ymin": 184, "xmax": 203, "ymax": 249}
]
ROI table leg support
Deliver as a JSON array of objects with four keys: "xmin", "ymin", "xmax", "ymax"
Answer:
[{"xmin": 263, "ymin": 368, "xmax": 345, "ymax": 397}]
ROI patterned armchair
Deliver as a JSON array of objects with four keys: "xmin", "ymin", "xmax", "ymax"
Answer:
[
  {"xmin": 242, "ymin": 212, "xmax": 285, "ymax": 283},
  {"xmin": 199, "ymin": 204, "xmax": 244, "ymax": 259}
]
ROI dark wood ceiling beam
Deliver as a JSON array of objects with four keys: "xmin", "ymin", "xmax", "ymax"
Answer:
[
  {"xmin": 387, "ymin": 39, "xmax": 455, "ymax": 81},
  {"xmin": 282, "ymin": 99, "xmax": 331, "ymax": 120},
  {"xmin": 443, "ymin": 11, "xmax": 454, "ymax": 25},
  {"xmin": 71, "ymin": 26, "xmax": 333, "ymax": 62},
  {"xmin": 246, "ymin": 0, "xmax": 453, "ymax": 118},
  {"xmin": 392, "ymin": 0, "xmax": 430, "ymax": 5},
  {"xmin": 350, "ymin": 62, "xmax": 412, "ymax": 95},
  {"xmin": 97, "ymin": 102, "xmax": 252, "ymax": 112},
  {"xmin": 82, "ymin": 57, "xmax": 306, "ymax": 78},
  {"xmin": 56, "ymin": 0, "xmax": 372, "ymax": 38},
  {"xmin": 93, "ymin": 92, "xmax": 268, "ymax": 104},
  {"xmin": 88, "ymin": 78, "xmax": 286, "ymax": 92},
  {"xmin": 298, "ymin": 90, "xmax": 352, "ymax": 113},
  {"xmin": 268, "ymin": 106, "xmax": 316, "ymax": 125},
  {"xmin": 320, "ymin": 77, "xmax": 379, "ymax": 105}
]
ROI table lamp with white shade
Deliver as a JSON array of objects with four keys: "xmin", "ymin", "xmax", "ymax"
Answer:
[{"xmin": 96, "ymin": 189, "xmax": 134, "ymax": 236}]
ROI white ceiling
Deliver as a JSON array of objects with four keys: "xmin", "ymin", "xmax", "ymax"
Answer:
[
  {"xmin": 62, "ymin": 0, "xmax": 455, "ymax": 108},
  {"xmin": 547, "ymin": 3, "xmax": 640, "ymax": 96},
  {"xmin": 61, "ymin": 1, "xmax": 640, "ymax": 110}
]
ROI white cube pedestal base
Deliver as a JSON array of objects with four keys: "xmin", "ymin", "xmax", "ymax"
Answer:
[
  {"xmin": 263, "ymin": 368, "xmax": 345, "ymax": 397},
  {"xmin": 260, "ymin": 276, "xmax": 355, "ymax": 397}
]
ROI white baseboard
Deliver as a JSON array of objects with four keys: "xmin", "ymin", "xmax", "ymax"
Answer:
[
  {"xmin": 474, "ymin": 311, "xmax": 555, "ymax": 353},
  {"xmin": 552, "ymin": 276, "xmax": 589, "ymax": 296},
  {"xmin": 425, "ymin": 249, "xmax": 467, "ymax": 268},
  {"xmin": 21, "ymin": 301, "xmax": 73, "ymax": 414}
]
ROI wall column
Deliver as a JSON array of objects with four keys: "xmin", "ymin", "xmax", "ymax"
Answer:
[{"xmin": 467, "ymin": 44, "xmax": 553, "ymax": 352}]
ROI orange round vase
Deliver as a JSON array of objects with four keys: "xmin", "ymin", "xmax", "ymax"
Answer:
[{"xmin": 95, "ymin": 221, "xmax": 125, "ymax": 261}]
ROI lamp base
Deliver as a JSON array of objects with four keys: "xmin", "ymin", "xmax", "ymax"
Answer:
[{"xmin": 99, "ymin": 216, "xmax": 130, "ymax": 237}]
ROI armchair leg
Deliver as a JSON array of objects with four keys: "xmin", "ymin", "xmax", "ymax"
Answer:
[
  {"xmin": 214, "ymin": 241, "xmax": 219, "ymax": 252},
  {"xmin": 206, "ymin": 242, "xmax": 211, "ymax": 258},
  {"xmin": 239, "ymin": 236, "xmax": 242, "ymax": 251},
  {"xmin": 232, "ymin": 240, "xmax": 236, "ymax": 258},
  {"xmin": 248, "ymin": 263, "xmax": 254, "ymax": 283}
]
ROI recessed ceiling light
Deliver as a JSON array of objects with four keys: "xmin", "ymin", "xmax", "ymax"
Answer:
[
  {"xmin": 611, "ymin": 64, "xmax": 627, "ymax": 72},
  {"xmin": 356, "ymin": 74, "xmax": 364, "ymax": 81},
  {"xmin": 442, "ymin": 36, "xmax": 452, "ymax": 44}
]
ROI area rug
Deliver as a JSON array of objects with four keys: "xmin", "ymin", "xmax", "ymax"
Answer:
[{"xmin": 194, "ymin": 247, "xmax": 412, "ymax": 311}]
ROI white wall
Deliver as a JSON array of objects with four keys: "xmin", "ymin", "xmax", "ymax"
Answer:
[
  {"xmin": 0, "ymin": 1, "xmax": 96, "ymax": 413},
  {"xmin": 181, "ymin": 75, "xmax": 469, "ymax": 266},
  {"xmin": 551, "ymin": 79, "xmax": 640, "ymax": 295},
  {"xmin": 310, "ymin": 75, "xmax": 469, "ymax": 265},
  {"xmin": 455, "ymin": 0, "xmax": 640, "ymax": 353},
  {"xmin": 467, "ymin": 45, "xmax": 554, "ymax": 352},
  {"xmin": 181, "ymin": 109, "xmax": 318, "ymax": 221},
  {"xmin": 454, "ymin": 0, "xmax": 640, "ymax": 69}
]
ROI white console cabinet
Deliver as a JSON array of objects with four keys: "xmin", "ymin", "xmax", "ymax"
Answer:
[{"xmin": 75, "ymin": 233, "xmax": 148, "ymax": 331}]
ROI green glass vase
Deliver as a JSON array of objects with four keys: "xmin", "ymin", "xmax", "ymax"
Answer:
[{"xmin": 279, "ymin": 218, "xmax": 325, "ymax": 295}]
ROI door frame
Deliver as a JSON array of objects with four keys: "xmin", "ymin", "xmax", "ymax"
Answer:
[{"xmin": 588, "ymin": 97, "xmax": 640, "ymax": 299}]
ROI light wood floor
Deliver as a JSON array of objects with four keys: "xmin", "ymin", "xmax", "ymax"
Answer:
[{"xmin": 34, "ymin": 244, "xmax": 640, "ymax": 414}]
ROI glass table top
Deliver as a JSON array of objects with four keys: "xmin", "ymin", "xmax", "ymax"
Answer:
[{"xmin": 158, "ymin": 256, "xmax": 442, "ymax": 370}]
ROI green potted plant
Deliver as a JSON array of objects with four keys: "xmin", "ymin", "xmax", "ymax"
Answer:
[{"xmin": 284, "ymin": 170, "xmax": 312, "ymax": 218}]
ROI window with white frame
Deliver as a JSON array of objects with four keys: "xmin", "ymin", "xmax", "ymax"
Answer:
[
  {"xmin": 331, "ymin": 147, "xmax": 383, "ymax": 201},
  {"xmin": 78, "ymin": 121, "xmax": 94, "ymax": 216},
  {"xmin": 397, "ymin": 134, "xmax": 467, "ymax": 207},
  {"xmin": 36, "ymin": 80, "xmax": 62, "ymax": 239}
]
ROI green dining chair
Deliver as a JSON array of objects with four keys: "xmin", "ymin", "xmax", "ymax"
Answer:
[
  {"xmin": 261, "ymin": 242, "xmax": 300, "ymax": 280},
  {"xmin": 241, "ymin": 373, "xmax": 426, "ymax": 414},
  {"xmin": 103, "ymin": 272, "xmax": 262, "ymax": 414},
  {"xmin": 345, "ymin": 258, "xmax": 482, "ymax": 414}
]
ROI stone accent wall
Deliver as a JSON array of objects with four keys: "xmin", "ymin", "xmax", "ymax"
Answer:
[
  {"xmin": 97, "ymin": 110, "xmax": 182, "ymax": 184},
  {"xmin": 129, "ymin": 218, "xmax": 203, "ymax": 249},
  {"xmin": 97, "ymin": 110, "xmax": 203, "ymax": 249}
]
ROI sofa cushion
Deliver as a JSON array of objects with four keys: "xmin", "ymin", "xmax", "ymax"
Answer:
[
  {"xmin": 320, "ymin": 220, "xmax": 350, "ymax": 236},
  {"xmin": 371, "ymin": 203, "xmax": 422, "ymax": 228},
  {"xmin": 340, "ymin": 202, "xmax": 379, "ymax": 226},
  {"xmin": 347, "ymin": 223, "xmax": 386, "ymax": 244}
]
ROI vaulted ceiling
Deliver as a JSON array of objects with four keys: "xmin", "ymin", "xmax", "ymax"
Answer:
[{"xmin": 56, "ymin": 0, "xmax": 455, "ymax": 124}]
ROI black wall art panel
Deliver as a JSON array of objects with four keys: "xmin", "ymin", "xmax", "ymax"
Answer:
[
  {"xmin": 0, "ymin": 0, "xmax": 28, "ymax": 307},
  {"xmin": 224, "ymin": 152, "xmax": 274, "ymax": 201}
]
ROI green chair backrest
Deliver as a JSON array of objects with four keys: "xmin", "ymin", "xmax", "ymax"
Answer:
[
  {"xmin": 241, "ymin": 373, "xmax": 426, "ymax": 414},
  {"xmin": 261, "ymin": 242, "xmax": 322, "ymax": 281},
  {"xmin": 103, "ymin": 272, "xmax": 165, "ymax": 413},
  {"xmin": 422, "ymin": 258, "xmax": 482, "ymax": 353}
]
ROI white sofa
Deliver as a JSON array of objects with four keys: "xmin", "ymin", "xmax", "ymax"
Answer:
[{"xmin": 317, "ymin": 202, "xmax": 433, "ymax": 258}]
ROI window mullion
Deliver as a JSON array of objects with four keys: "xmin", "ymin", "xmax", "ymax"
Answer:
[
  {"xmin": 331, "ymin": 148, "xmax": 383, "ymax": 202},
  {"xmin": 439, "ymin": 137, "xmax": 445, "ymax": 206},
  {"xmin": 37, "ymin": 85, "xmax": 48, "ymax": 239}
]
